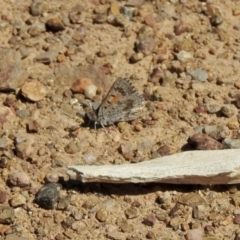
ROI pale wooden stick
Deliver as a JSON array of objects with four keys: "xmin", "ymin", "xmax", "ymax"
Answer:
[{"xmin": 67, "ymin": 149, "xmax": 240, "ymax": 184}]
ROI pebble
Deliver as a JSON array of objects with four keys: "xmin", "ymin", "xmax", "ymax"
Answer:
[
  {"xmin": 35, "ymin": 183, "xmax": 62, "ymax": 209},
  {"xmin": 0, "ymin": 49, "xmax": 27, "ymax": 91},
  {"xmin": 136, "ymin": 37, "xmax": 155, "ymax": 56},
  {"xmin": 8, "ymin": 172, "xmax": 30, "ymax": 187},
  {"xmin": 119, "ymin": 220, "xmax": 134, "ymax": 233},
  {"xmin": 176, "ymin": 50, "xmax": 193, "ymax": 62},
  {"xmin": 5, "ymin": 234, "xmax": 30, "ymax": 240},
  {"xmin": 130, "ymin": 52, "xmax": 144, "ymax": 63},
  {"xmin": 64, "ymin": 141, "xmax": 81, "ymax": 154},
  {"xmin": 27, "ymin": 120, "xmax": 41, "ymax": 133},
  {"xmin": 57, "ymin": 195, "xmax": 71, "ymax": 210},
  {"xmin": 46, "ymin": 18, "xmax": 65, "ymax": 32},
  {"xmin": 0, "ymin": 207, "xmax": 14, "ymax": 224},
  {"xmin": 21, "ymin": 80, "xmax": 48, "ymax": 102},
  {"xmin": 0, "ymin": 190, "xmax": 8, "ymax": 203},
  {"xmin": 9, "ymin": 193, "xmax": 26, "ymax": 207},
  {"xmin": 15, "ymin": 140, "xmax": 34, "ymax": 159},
  {"xmin": 124, "ymin": 207, "xmax": 139, "ymax": 219},
  {"xmin": 84, "ymin": 84, "xmax": 97, "ymax": 99},
  {"xmin": 28, "ymin": 23, "xmax": 46, "ymax": 36},
  {"xmin": 62, "ymin": 216, "xmax": 75, "ymax": 228},
  {"xmin": 193, "ymin": 205, "xmax": 207, "ymax": 220},
  {"xmin": 16, "ymin": 108, "xmax": 30, "ymax": 118},
  {"xmin": 95, "ymin": 208, "xmax": 108, "ymax": 222},
  {"xmin": 205, "ymin": 103, "xmax": 221, "ymax": 114},
  {"xmin": 18, "ymin": 45, "xmax": 31, "ymax": 59},
  {"xmin": 233, "ymin": 214, "xmax": 240, "ymax": 224},
  {"xmin": 30, "ymin": 2, "xmax": 46, "ymax": 16},
  {"xmin": 45, "ymin": 172, "xmax": 59, "ymax": 183},
  {"xmin": 0, "ymin": 107, "xmax": 16, "ymax": 124},
  {"xmin": 35, "ymin": 50, "xmax": 59, "ymax": 64},
  {"xmin": 82, "ymin": 152, "xmax": 97, "ymax": 164},
  {"xmin": 178, "ymin": 192, "xmax": 206, "ymax": 207},
  {"xmin": 188, "ymin": 69, "xmax": 208, "ymax": 82},
  {"xmin": 222, "ymin": 138, "xmax": 240, "ymax": 149},
  {"xmin": 71, "ymin": 78, "xmax": 93, "ymax": 93},
  {"xmin": 184, "ymin": 228, "xmax": 203, "ymax": 240},
  {"xmin": 169, "ymin": 216, "xmax": 182, "ymax": 230},
  {"xmin": 221, "ymin": 104, "xmax": 237, "ymax": 118},
  {"xmin": 106, "ymin": 230, "xmax": 125, "ymax": 240},
  {"xmin": 143, "ymin": 214, "xmax": 156, "ymax": 226},
  {"xmin": 188, "ymin": 133, "xmax": 223, "ymax": 150},
  {"xmin": 203, "ymin": 124, "xmax": 229, "ymax": 140}
]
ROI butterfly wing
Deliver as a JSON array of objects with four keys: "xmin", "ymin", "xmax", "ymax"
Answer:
[{"xmin": 97, "ymin": 78, "xmax": 144, "ymax": 125}]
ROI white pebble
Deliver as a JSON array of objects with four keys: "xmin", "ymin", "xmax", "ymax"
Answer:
[{"xmin": 84, "ymin": 85, "xmax": 97, "ymax": 99}]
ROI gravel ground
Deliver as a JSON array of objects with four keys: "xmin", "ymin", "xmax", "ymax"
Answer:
[{"xmin": 1, "ymin": 0, "xmax": 240, "ymax": 239}]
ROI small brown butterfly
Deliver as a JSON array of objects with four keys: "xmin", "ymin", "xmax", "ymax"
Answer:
[{"xmin": 86, "ymin": 77, "xmax": 144, "ymax": 128}]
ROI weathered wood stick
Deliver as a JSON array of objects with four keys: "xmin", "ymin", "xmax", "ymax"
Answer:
[{"xmin": 67, "ymin": 149, "xmax": 240, "ymax": 184}]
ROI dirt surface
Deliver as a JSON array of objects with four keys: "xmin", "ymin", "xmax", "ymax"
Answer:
[{"xmin": 1, "ymin": 0, "xmax": 240, "ymax": 239}]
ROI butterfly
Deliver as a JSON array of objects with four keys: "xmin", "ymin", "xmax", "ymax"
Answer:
[{"xmin": 86, "ymin": 77, "xmax": 144, "ymax": 128}]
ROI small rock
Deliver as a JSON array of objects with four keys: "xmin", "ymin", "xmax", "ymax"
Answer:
[
  {"xmin": 82, "ymin": 197, "xmax": 98, "ymax": 209},
  {"xmin": 0, "ymin": 190, "xmax": 8, "ymax": 203},
  {"xmin": 15, "ymin": 140, "xmax": 33, "ymax": 159},
  {"xmin": 45, "ymin": 172, "xmax": 59, "ymax": 183},
  {"xmin": 188, "ymin": 133, "xmax": 223, "ymax": 150},
  {"xmin": 130, "ymin": 52, "xmax": 144, "ymax": 63},
  {"xmin": 188, "ymin": 69, "xmax": 208, "ymax": 82},
  {"xmin": 169, "ymin": 216, "xmax": 182, "ymax": 230},
  {"xmin": 16, "ymin": 109, "xmax": 30, "ymax": 118},
  {"xmin": 8, "ymin": 172, "xmax": 30, "ymax": 187},
  {"xmin": 203, "ymin": 125, "xmax": 229, "ymax": 140},
  {"xmin": 21, "ymin": 80, "xmax": 48, "ymax": 101},
  {"xmin": 18, "ymin": 45, "xmax": 31, "ymax": 59},
  {"xmin": 223, "ymin": 138, "xmax": 240, "ymax": 149},
  {"xmin": 5, "ymin": 234, "xmax": 30, "ymax": 240},
  {"xmin": 62, "ymin": 216, "xmax": 75, "ymax": 228},
  {"xmin": 124, "ymin": 207, "xmax": 139, "ymax": 219},
  {"xmin": 71, "ymin": 78, "xmax": 93, "ymax": 93},
  {"xmin": 144, "ymin": 14, "xmax": 156, "ymax": 28},
  {"xmin": 0, "ymin": 207, "xmax": 14, "ymax": 224},
  {"xmin": 221, "ymin": 104, "xmax": 237, "ymax": 118},
  {"xmin": 37, "ymin": 50, "xmax": 59, "ymax": 64},
  {"xmin": 35, "ymin": 183, "xmax": 62, "ymax": 209},
  {"xmin": 28, "ymin": 23, "xmax": 46, "ymax": 36},
  {"xmin": 157, "ymin": 145, "xmax": 171, "ymax": 156},
  {"xmin": 83, "ymin": 152, "xmax": 97, "ymax": 164},
  {"xmin": 176, "ymin": 50, "xmax": 193, "ymax": 62},
  {"xmin": 106, "ymin": 230, "xmax": 125, "ymax": 240},
  {"xmin": 9, "ymin": 193, "xmax": 26, "ymax": 207},
  {"xmin": 0, "ymin": 49, "xmax": 27, "ymax": 90},
  {"xmin": 146, "ymin": 230, "xmax": 155, "ymax": 239},
  {"xmin": 84, "ymin": 84, "xmax": 97, "ymax": 99},
  {"xmin": 143, "ymin": 214, "xmax": 156, "ymax": 226},
  {"xmin": 0, "ymin": 107, "xmax": 16, "ymax": 124},
  {"xmin": 96, "ymin": 208, "xmax": 108, "ymax": 222},
  {"xmin": 206, "ymin": 103, "xmax": 221, "ymax": 114},
  {"xmin": 64, "ymin": 141, "xmax": 81, "ymax": 154},
  {"xmin": 233, "ymin": 214, "xmax": 240, "ymax": 224},
  {"xmin": 119, "ymin": 220, "xmax": 134, "ymax": 233},
  {"xmin": 193, "ymin": 205, "xmax": 207, "ymax": 220},
  {"xmin": 136, "ymin": 37, "xmax": 155, "ymax": 56},
  {"xmin": 184, "ymin": 228, "xmax": 203, "ymax": 240},
  {"xmin": 46, "ymin": 18, "xmax": 65, "ymax": 32},
  {"xmin": 57, "ymin": 195, "xmax": 71, "ymax": 210},
  {"xmin": 179, "ymin": 192, "xmax": 206, "ymax": 207},
  {"xmin": 27, "ymin": 120, "xmax": 41, "ymax": 133},
  {"xmin": 30, "ymin": 2, "xmax": 46, "ymax": 16},
  {"xmin": 174, "ymin": 21, "xmax": 190, "ymax": 35}
]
